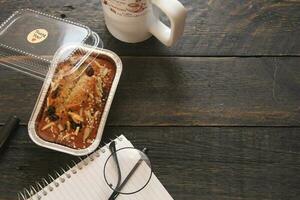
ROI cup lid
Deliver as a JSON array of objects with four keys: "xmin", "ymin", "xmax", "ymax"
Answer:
[{"xmin": 0, "ymin": 9, "xmax": 102, "ymax": 80}]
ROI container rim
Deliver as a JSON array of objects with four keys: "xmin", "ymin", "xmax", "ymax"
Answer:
[{"xmin": 28, "ymin": 46, "xmax": 122, "ymax": 156}]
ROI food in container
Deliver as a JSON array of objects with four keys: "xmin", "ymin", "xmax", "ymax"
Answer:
[
  {"xmin": 29, "ymin": 46, "xmax": 122, "ymax": 155},
  {"xmin": 0, "ymin": 9, "xmax": 122, "ymax": 155},
  {"xmin": 35, "ymin": 52, "xmax": 116, "ymax": 150}
]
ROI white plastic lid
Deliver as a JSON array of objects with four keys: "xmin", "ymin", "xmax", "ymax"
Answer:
[{"xmin": 0, "ymin": 9, "xmax": 103, "ymax": 80}]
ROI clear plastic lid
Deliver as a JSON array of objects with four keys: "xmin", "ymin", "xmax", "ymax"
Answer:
[{"xmin": 0, "ymin": 9, "xmax": 103, "ymax": 80}]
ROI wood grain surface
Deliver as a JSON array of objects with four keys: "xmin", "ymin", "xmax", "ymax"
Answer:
[
  {"xmin": 0, "ymin": 0, "xmax": 300, "ymax": 56},
  {"xmin": 0, "ymin": 126, "xmax": 299, "ymax": 200},
  {"xmin": 0, "ymin": 0, "xmax": 299, "ymax": 200},
  {"xmin": 1, "ymin": 57, "xmax": 300, "ymax": 126}
]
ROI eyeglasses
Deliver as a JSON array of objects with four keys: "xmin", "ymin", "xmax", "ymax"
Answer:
[{"xmin": 103, "ymin": 141, "xmax": 152, "ymax": 199}]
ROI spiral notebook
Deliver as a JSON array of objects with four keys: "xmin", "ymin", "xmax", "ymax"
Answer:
[{"xmin": 18, "ymin": 135, "xmax": 173, "ymax": 200}]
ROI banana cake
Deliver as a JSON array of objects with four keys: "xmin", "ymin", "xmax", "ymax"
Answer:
[{"xmin": 36, "ymin": 54, "xmax": 116, "ymax": 149}]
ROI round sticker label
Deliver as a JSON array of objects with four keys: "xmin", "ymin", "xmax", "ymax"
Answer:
[{"xmin": 27, "ymin": 29, "xmax": 48, "ymax": 44}]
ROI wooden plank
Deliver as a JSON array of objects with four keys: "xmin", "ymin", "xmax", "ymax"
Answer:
[
  {"xmin": 0, "ymin": 126, "xmax": 299, "ymax": 200},
  {"xmin": 1, "ymin": 57, "xmax": 300, "ymax": 126},
  {"xmin": 0, "ymin": 0, "xmax": 300, "ymax": 56}
]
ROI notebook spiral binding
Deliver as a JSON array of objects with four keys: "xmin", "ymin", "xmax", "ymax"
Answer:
[{"xmin": 17, "ymin": 136, "xmax": 123, "ymax": 200}]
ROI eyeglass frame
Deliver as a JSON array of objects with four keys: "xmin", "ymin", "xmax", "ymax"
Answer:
[{"xmin": 103, "ymin": 141, "xmax": 153, "ymax": 199}]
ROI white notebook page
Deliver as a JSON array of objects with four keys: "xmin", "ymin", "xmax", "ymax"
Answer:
[{"xmin": 27, "ymin": 135, "xmax": 173, "ymax": 200}]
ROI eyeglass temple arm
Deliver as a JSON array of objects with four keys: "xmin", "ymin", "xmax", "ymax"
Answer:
[{"xmin": 109, "ymin": 141, "xmax": 122, "ymax": 189}]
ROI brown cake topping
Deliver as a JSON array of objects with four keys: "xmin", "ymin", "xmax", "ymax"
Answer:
[{"xmin": 36, "ymin": 54, "xmax": 116, "ymax": 149}]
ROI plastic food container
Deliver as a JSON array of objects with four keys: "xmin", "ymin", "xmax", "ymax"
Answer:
[{"xmin": 0, "ymin": 9, "xmax": 122, "ymax": 155}]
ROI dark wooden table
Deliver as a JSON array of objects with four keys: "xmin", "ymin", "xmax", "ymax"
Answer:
[{"xmin": 1, "ymin": 0, "xmax": 300, "ymax": 199}]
